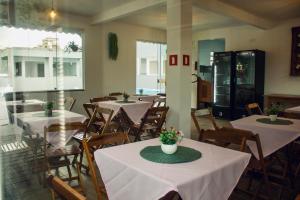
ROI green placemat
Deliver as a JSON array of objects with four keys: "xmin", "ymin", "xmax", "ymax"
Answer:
[
  {"xmin": 256, "ymin": 118, "xmax": 293, "ymax": 125},
  {"xmin": 32, "ymin": 112, "xmax": 61, "ymax": 117},
  {"xmin": 115, "ymin": 100, "xmax": 136, "ymax": 103},
  {"xmin": 140, "ymin": 145, "xmax": 201, "ymax": 164}
]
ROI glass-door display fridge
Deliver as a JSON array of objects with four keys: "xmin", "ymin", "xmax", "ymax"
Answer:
[{"xmin": 212, "ymin": 50, "xmax": 265, "ymax": 119}]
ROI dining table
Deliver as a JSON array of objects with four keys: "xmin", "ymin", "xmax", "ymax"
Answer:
[
  {"xmin": 285, "ymin": 106, "xmax": 300, "ymax": 114},
  {"xmin": 94, "ymin": 138, "xmax": 251, "ymax": 200},
  {"xmin": 15, "ymin": 110, "xmax": 86, "ymax": 148},
  {"xmin": 231, "ymin": 115, "xmax": 300, "ymax": 159},
  {"xmin": 94, "ymin": 100, "xmax": 152, "ymax": 124},
  {"xmin": 131, "ymin": 94, "xmax": 160, "ymax": 102}
]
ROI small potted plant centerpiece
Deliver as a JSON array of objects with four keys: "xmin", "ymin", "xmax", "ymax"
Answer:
[
  {"xmin": 44, "ymin": 102, "xmax": 54, "ymax": 117},
  {"xmin": 159, "ymin": 128, "xmax": 184, "ymax": 154},
  {"xmin": 139, "ymin": 88, "xmax": 144, "ymax": 95},
  {"xmin": 267, "ymin": 103, "xmax": 282, "ymax": 121},
  {"xmin": 123, "ymin": 92, "xmax": 130, "ymax": 102}
]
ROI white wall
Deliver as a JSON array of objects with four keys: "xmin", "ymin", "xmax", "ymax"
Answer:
[{"xmin": 192, "ymin": 18, "xmax": 300, "ymax": 103}]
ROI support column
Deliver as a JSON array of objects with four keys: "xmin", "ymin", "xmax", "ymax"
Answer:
[{"xmin": 166, "ymin": 0, "xmax": 192, "ymax": 137}]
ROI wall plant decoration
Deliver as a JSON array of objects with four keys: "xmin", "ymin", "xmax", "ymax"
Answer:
[{"xmin": 108, "ymin": 32, "xmax": 118, "ymax": 60}]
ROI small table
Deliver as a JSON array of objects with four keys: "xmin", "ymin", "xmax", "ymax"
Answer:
[
  {"xmin": 231, "ymin": 115, "xmax": 300, "ymax": 158},
  {"xmin": 95, "ymin": 100, "xmax": 152, "ymax": 124},
  {"xmin": 15, "ymin": 110, "xmax": 86, "ymax": 148},
  {"xmin": 94, "ymin": 138, "xmax": 250, "ymax": 200},
  {"xmin": 285, "ymin": 106, "xmax": 300, "ymax": 114}
]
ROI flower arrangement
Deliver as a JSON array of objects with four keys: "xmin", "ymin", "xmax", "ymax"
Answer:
[
  {"xmin": 44, "ymin": 102, "xmax": 54, "ymax": 116},
  {"xmin": 160, "ymin": 128, "xmax": 183, "ymax": 145},
  {"xmin": 123, "ymin": 92, "xmax": 130, "ymax": 102},
  {"xmin": 266, "ymin": 103, "xmax": 283, "ymax": 115}
]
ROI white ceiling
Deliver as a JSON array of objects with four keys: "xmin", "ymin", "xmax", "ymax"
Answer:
[{"xmin": 34, "ymin": 0, "xmax": 300, "ymax": 30}]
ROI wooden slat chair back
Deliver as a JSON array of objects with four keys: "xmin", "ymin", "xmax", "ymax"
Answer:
[
  {"xmin": 152, "ymin": 97, "xmax": 166, "ymax": 107},
  {"xmin": 64, "ymin": 97, "xmax": 76, "ymax": 111},
  {"xmin": 90, "ymin": 96, "xmax": 117, "ymax": 103},
  {"xmin": 83, "ymin": 103, "xmax": 105, "ymax": 131},
  {"xmin": 108, "ymin": 92, "xmax": 123, "ymax": 97},
  {"xmin": 246, "ymin": 103, "xmax": 264, "ymax": 116},
  {"xmin": 47, "ymin": 174, "xmax": 86, "ymax": 200},
  {"xmin": 113, "ymin": 107, "xmax": 134, "ymax": 132},
  {"xmin": 191, "ymin": 109, "xmax": 218, "ymax": 133},
  {"xmin": 44, "ymin": 122, "xmax": 86, "ymax": 192},
  {"xmin": 199, "ymin": 127, "xmax": 270, "ymax": 198},
  {"xmin": 82, "ymin": 132, "xmax": 130, "ymax": 200},
  {"xmin": 133, "ymin": 106, "xmax": 169, "ymax": 141}
]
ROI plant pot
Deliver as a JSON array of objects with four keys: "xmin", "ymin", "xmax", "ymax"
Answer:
[
  {"xmin": 270, "ymin": 114, "xmax": 277, "ymax": 121},
  {"xmin": 45, "ymin": 109, "xmax": 53, "ymax": 117},
  {"xmin": 123, "ymin": 98, "xmax": 129, "ymax": 102},
  {"xmin": 161, "ymin": 143, "xmax": 177, "ymax": 154}
]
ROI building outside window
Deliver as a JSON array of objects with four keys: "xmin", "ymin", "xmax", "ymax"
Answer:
[{"xmin": 15, "ymin": 62, "xmax": 22, "ymax": 76}]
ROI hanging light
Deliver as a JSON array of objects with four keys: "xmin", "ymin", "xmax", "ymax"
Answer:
[{"xmin": 49, "ymin": 0, "xmax": 57, "ymax": 20}]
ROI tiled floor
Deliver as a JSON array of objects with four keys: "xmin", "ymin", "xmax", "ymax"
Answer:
[{"xmin": 0, "ymin": 117, "xmax": 299, "ymax": 200}]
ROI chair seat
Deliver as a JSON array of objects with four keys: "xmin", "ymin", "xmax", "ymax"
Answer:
[
  {"xmin": 73, "ymin": 132, "xmax": 99, "ymax": 141},
  {"xmin": 46, "ymin": 145, "xmax": 81, "ymax": 158}
]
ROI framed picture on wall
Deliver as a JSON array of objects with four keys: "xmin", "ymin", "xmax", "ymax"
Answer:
[{"xmin": 290, "ymin": 26, "xmax": 300, "ymax": 76}]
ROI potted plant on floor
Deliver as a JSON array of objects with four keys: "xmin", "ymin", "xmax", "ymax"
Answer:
[
  {"xmin": 138, "ymin": 88, "xmax": 144, "ymax": 95},
  {"xmin": 160, "ymin": 128, "xmax": 184, "ymax": 154},
  {"xmin": 44, "ymin": 102, "xmax": 54, "ymax": 117},
  {"xmin": 266, "ymin": 103, "xmax": 282, "ymax": 121},
  {"xmin": 123, "ymin": 92, "xmax": 130, "ymax": 102}
]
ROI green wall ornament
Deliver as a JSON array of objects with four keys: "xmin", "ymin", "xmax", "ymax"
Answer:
[{"xmin": 108, "ymin": 32, "xmax": 118, "ymax": 60}]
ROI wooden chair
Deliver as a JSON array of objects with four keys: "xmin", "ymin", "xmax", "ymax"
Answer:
[
  {"xmin": 130, "ymin": 106, "xmax": 169, "ymax": 141},
  {"xmin": 64, "ymin": 97, "xmax": 76, "ymax": 111},
  {"xmin": 90, "ymin": 96, "xmax": 117, "ymax": 103},
  {"xmin": 199, "ymin": 127, "xmax": 272, "ymax": 199},
  {"xmin": 44, "ymin": 122, "xmax": 86, "ymax": 194},
  {"xmin": 296, "ymin": 194, "xmax": 300, "ymax": 200},
  {"xmin": 73, "ymin": 106, "xmax": 114, "ymax": 171},
  {"xmin": 47, "ymin": 174, "xmax": 86, "ymax": 200},
  {"xmin": 246, "ymin": 103, "xmax": 264, "ymax": 116},
  {"xmin": 109, "ymin": 92, "xmax": 123, "ymax": 97},
  {"xmin": 82, "ymin": 132, "xmax": 130, "ymax": 200},
  {"xmin": 191, "ymin": 109, "xmax": 218, "ymax": 133},
  {"xmin": 152, "ymin": 97, "xmax": 166, "ymax": 107},
  {"xmin": 281, "ymin": 111, "xmax": 300, "ymax": 120}
]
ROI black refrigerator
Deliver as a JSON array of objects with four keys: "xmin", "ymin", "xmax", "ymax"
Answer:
[{"xmin": 212, "ymin": 50, "xmax": 265, "ymax": 120}]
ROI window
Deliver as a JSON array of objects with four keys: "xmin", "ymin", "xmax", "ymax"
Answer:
[
  {"xmin": 139, "ymin": 58, "xmax": 147, "ymax": 75},
  {"xmin": 15, "ymin": 62, "xmax": 22, "ymax": 76},
  {"xmin": 25, "ymin": 62, "xmax": 45, "ymax": 77},
  {"xmin": 0, "ymin": 26, "xmax": 84, "ymax": 92},
  {"xmin": 0, "ymin": 57, "xmax": 8, "ymax": 76},
  {"xmin": 136, "ymin": 41, "xmax": 166, "ymax": 94}
]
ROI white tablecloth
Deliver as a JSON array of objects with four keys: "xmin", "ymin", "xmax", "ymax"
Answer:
[
  {"xmin": 131, "ymin": 95, "xmax": 159, "ymax": 102},
  {"xmin": 285, "ymin": 106, "xmax": 300, "ymax": 114},
  {"xmin": 5, "ymin": 99, "xmax": 45, "ymax": 106},
  {"xmin": 231, "ymin": 115, "xmax": 300, "ymax": 159},
  {"xmin": 15, "ymin": 110, "xmax": 86, "ymax": 148},
  {"xmin": 95, "ymin": 100, "xmax": 152, "ymax": 124},
  {"xmin": 94, "ymin": 138, "xmax": 250, "ymax": 200}
]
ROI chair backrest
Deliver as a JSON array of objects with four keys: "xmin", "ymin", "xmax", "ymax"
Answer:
[
  {"xmin": 109, "ymin": 92, "xmax": 123, "ymax": 97},
  {"xmin": 90, "ymin": 96, "xmax": 117, "ymax": 103},
  {"xmin": 152, "ymin": 97, "xmax": 166, "ymax": 107},
  {"xmin": 82, "ymin": 132, "xmax": 130, "ymax": 200},
  {"xmin": 47, "ymin": 174, "xmax": 86, "ymax": 200},
  {"xmin": 44, "ymin": 122, "xmax": 87, "ymax": 154},
  {"xmin": 246, "ymin": 103, "xmax": 263, "ymax": 116},
  {"xmin": 64, "ymin": 97, "xmax": 76, "ymax": 111},
  {"xmin": 281, "ymin": 112, "xmax": 300, "ymax": 120},
  {"xmin": 191, "ymin": 109, "xmax": 218, "ymax": 133},
  {"xmin": 89, "ymin": 106, "xmax": 114, "ymax": 135},
  {"xmin": 200, "ymin": 127, "xmax": 265, "ymax": 162},
  {"xmin": 139, "ymin": 106, "xmax": 169, "ymax": 132}
]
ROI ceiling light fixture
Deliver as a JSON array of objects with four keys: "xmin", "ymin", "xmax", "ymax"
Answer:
[{"xmin": 49, "ymin": 0, "xmax": 57, "ymax": 20}]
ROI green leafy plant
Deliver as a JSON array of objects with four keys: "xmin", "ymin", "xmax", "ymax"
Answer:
[
  {"xmin": 139, "ymin": 88, "xmax": 144, "ymax": 95},
  {"xmin": 65, "ymin": 41, "xmax": 80, "ymax": 53},
  {"xmin": 44, "ymin": 102, "xmax": 54, "ymax": 110},
  {"xmin": 108, "ymin": 32, "xmax": 118, "ymax": 60},
  {"xmin": 123, "ymin": 92, "xmax": 130, "ymax": 101},
  {"xmin": 160, "ymin": 128, "xmax": 183, "ymax": 145},
  {"xmin": 266, "ymin": 103, "xmax": 283, "ymax": 115}
]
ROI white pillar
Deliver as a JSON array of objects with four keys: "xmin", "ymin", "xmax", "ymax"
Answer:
[{"xmin": 166, "ymin": 0, "xmax": 192, "ymax": 137}]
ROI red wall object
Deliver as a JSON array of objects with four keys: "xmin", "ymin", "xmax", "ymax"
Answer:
[
  {"xmin": 183, "ymin": 55, "xmax": 190, "ymax": 66},
  {"xmin": 169, "ymin": 55, "xmax": 178, "ymax": 66}
]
